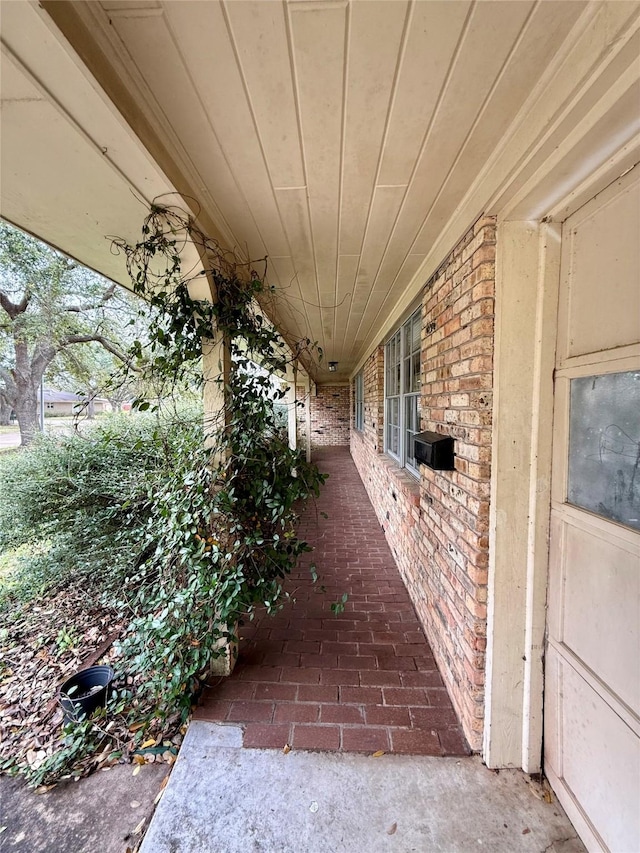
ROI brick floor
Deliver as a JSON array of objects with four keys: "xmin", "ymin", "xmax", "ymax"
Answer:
[{"xmin": 196, "ymin": 446, "xmax": 470, "ymax": 756}]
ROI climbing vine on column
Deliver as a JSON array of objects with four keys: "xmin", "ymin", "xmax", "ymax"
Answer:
[{"xmin": 111, "ymin": 203, "xmax": 325, "ymax": 722}]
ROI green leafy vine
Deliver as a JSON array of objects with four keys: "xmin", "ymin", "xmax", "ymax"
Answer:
[{"xmin": 110, "ymin": 203, "xmax": 326, "ymax": 723}]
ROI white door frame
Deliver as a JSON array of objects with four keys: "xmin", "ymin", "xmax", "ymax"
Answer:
[
  {"xmin": 484, "ymin": 148, "xmax": 640, "ymax": 771},
  {"xmin": 484, "ymin": 218, "xmax": 561, "ymax": 772}
]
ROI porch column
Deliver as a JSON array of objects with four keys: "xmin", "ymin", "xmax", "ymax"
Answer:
[
  {"xmin": 304, "ymin": 375, "xmax": 314, "ymax": 463},
  {"xmin": 284, "ymin": 362, "xmax": 298, "ymax": 452},
  {"xmin": 202, "ymin": 332, "xmax": 231, "ymax": 466},
  {"xmin": 484, "ymin": 220, "xmax": 560, "ymax": 772}
]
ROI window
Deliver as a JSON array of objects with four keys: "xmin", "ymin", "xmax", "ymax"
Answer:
[
  {"xmin": 354, "ymin": 371, "xmax": 364, "ymax": 431},
  {"xmin": 385, "ymin": 308, "xmax": 421, "ymax": 475}
]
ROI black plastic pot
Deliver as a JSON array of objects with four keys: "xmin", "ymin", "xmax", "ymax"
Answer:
[{"xmin": 59, "ymin": 665, "xmax": 115, "ymax": 721}]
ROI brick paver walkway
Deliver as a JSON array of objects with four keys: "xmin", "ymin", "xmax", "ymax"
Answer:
[{"xmin": 196, "ymin": 446, "xmax": 470, "ymax": 755}]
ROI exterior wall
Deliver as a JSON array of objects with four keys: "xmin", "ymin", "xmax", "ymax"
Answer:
[
  {"xmin": 40, "ymin": 400, "xmax": 109, "ymax": 416},
  {"xmin": 351, "ymin": 215, "xmax": 496, "ymax": 750},
  {"xmin": 309, "ymin": 385, "xmax": 350, "ymax": 449}
]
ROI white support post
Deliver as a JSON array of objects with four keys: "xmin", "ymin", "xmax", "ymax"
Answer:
[
  {"xmin": 202, "ymin": 333, "xmax": 231, "ymax": 467},
  {"xmin": 284, "ymin": 362, "xmax": 298, "ymax": 452},
  {"xmin": 304, "ymin": 374, "xmax": 312, "ymax": 463},
  {"xmin": 484, "ymin": 220, "xmax": 560, "ymax": 771}
]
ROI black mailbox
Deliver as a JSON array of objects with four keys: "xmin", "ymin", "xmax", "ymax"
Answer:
[{"xmin": 413, "ymin": 431, "xmax": 455, "ymax": 471}]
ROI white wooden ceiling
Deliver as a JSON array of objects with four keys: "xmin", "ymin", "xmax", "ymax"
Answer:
[{"xmin": 3, "ymin": 1, "xmax": 640, "ymax": 381}]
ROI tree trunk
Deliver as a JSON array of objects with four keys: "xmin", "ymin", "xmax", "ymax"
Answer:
[
  {"xmin": 0, "ymin": 394, "xmax": 11, "ymax": 426},
  {"xmin": 15, "ymin": 388, "xmax": 39, "ymax": 446}
]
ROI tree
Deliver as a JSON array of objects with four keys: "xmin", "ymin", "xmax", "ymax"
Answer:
[
  {"xmin": 0, "ymin": 221, "xmax": 135, "ymax": 445},
  {"xmin": 0, "ymin": 389, "xmax": 11, "ymax": 426}
]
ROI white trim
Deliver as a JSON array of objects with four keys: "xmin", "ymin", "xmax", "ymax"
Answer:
[
  {"xmin": 486, "ymin": 152, "xmax": 640, "ymax": 777},
  {"xmin": 521, "ymin": 223, "xmax": 562, "ymax": 774},
  {"xmin": 484, "ymin": 220, "xmax": 560, "ymax": 770}
]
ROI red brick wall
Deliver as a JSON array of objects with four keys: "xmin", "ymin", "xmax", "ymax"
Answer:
[
  {"xmin": 310, "ymin": 385, "xmax": 350, "ymax": 448},
  {"xmin": 353, "ymin": 346, "xmax": 384, "ymax": 453},
  {"xmin": 351, "ymin": 215, "xmax": 495, "ymax": 750}
]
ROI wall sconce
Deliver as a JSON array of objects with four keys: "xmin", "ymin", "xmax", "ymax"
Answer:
[{"xmin": 328, "ymin": 361, "xmax": 338, "ymax": 372}]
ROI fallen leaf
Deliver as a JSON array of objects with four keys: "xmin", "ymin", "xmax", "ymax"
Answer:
[
  {"xmin": 522, "ymin": 828, "xmax": 531, "ymax": 835},
  {"xmin": 387, "ymin": 823, "xmax": 398, "ymax": 836},
  {"xmin": 141, "ymin": 737, "xmax": 156, "ymax": 749},
  {"xmin": 128, "ymin": 721, "xmax": 146, "ymax": 733},
  {"xmin": 372, "ymin": 750, "xmax": 385, "ymax": 758},
  {"xmin": 133, "ymin": 818, "xmax": 145, "ymax": 835},
  {"xmin": 132, "ymin": 765, "xmax": 141, "ymax": 777},
  {"xmin": 283, "ymin": 744, "xmax": 291, "ymax": 754},
  {"xmin": 130, "ymin": 801, "xmax": 141, "ymax": 809},
  {"xmin": 132, "ymin": 754, "xmax": 146, "ymax": 765}
]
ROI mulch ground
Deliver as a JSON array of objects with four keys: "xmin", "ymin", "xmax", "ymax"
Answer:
[{"xmin": 0, "ymin": 582, "xmax": 180, "ymax": 787}]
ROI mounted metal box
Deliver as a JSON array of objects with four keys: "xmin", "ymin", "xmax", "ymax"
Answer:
[{"xmin": 413, "ymin": 431, "xmax": 455, "ymax": 471}]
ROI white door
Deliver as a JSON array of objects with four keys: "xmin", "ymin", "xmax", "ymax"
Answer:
[{"xmin": 545, "ymin": 167, "xmax": 640, "ymax": 853}]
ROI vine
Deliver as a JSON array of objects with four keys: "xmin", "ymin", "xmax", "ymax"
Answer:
[
  {"xmin": 110, "ymin": 203, "xmax": 326, "ymax": 724},
  {"xmin": 1, "ymin": 203, "xmax": 328, "ymax": 788}
]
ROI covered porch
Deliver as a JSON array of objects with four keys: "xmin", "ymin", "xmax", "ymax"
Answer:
[
  {"xmin": 196, "ymin": 446, "xmax": 469, "ymax": 756},
  {"xmin": 2, "ymin": 2, "xmax": 639, "ymax": 850}
]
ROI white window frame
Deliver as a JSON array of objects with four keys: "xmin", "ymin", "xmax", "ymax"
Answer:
[
  {"xmin": 384, "ymin": 308, "xmax": 421, "ymax": 477},
  {"xmin": 354, "ymin": 371, "xmax": 364, "ymax": 431}
]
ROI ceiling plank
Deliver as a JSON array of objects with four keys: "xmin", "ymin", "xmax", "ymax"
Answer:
[
  {"xmin": 288, "ymin": 1, "xmax": 347, "ymax": 354},
  {"xmin": 377, "ymin": 0, "xmax": 471, "ymax": 187},
  {"xmin": 412, "ymin": 0, "xmax": 586, "ymax": 254},
  {"xmin": 159, "ymin": 1, "xmax": 290, "ymax": 257},
  {"xmin": 333, "ymin": 254, "xmax": 360, "ymax": 365},
  {"xmin": 223, "ymin": 0, "xmax": 305, "ymax": 190},
  {"xmin": 338, "ymin": 0, "xmax": 409, "ymax": 255}
]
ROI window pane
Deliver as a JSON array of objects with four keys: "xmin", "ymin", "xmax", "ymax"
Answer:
[
  {"xmin": 385, "ymin": 313, "xmax": 421, "ymax": 472},
  {"xmin": 411, "ymin": 351, "xmax": 420, "ymax": 392},
  {"xmin": 404, "ymin": 322, "xmax": 411, "ymax": 355},
  {"xmin": 403, "ymin": 356, "xmax": 411, "ymax": 394},
  {"xmin": 412, "ymin": 312, "xmax": 421, "ymax": 351},
  {"xmin": 405, "ymin": 394, "xmax": 420, "ymax": 469},
  {"xmin": 568, "ymin": 370, "xmax": 640, "ymax": 530},
  {"xmin": 390, "ymin": 396, "xmax": 399, "ymax": 426},
  {"xmin": 390, "ymin": 425, "xmax": 399, "ymax": 455}
]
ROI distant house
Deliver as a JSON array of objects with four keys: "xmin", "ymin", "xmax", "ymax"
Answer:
[{"xmin": 38, "ymin": 389, "xmax": 110, "ymax": 417}]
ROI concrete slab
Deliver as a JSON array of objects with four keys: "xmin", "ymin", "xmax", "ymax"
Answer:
[
  {"xmin": 0, "ymin": 763, "xmax": 169, "ymax": 853},
  {"xmin": 140, "ymin": 722, "xmax": 585, "ymax": 853}
]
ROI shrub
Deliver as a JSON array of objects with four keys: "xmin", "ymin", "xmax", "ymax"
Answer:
[
  {"xmin": 1, "ymin": 204, "xmax": 328, "ymax": 784},
  {"xmin": 0, "ymin": 411, "xmax": 199, "ymax": 606}
]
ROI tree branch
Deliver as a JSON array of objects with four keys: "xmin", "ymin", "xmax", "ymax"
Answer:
[
  {"xmin": 64, "ymin": 283, "xmax": 117, "ymax": 313},
  {"xmin": 0, "ymin": 288, "xmax": 30, "ymax": 320},
  {"xmin": 63, "ymin": 333, "xmax": 139, "ymax": 371},
  {"xmin": 0, "ymin": 365, "xmax": 17, "ymax": 402}
]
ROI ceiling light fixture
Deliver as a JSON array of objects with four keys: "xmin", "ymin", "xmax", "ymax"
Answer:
[{"xmin": 328, "ymin": 361, "xmax": 338, "ymax": 372}]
